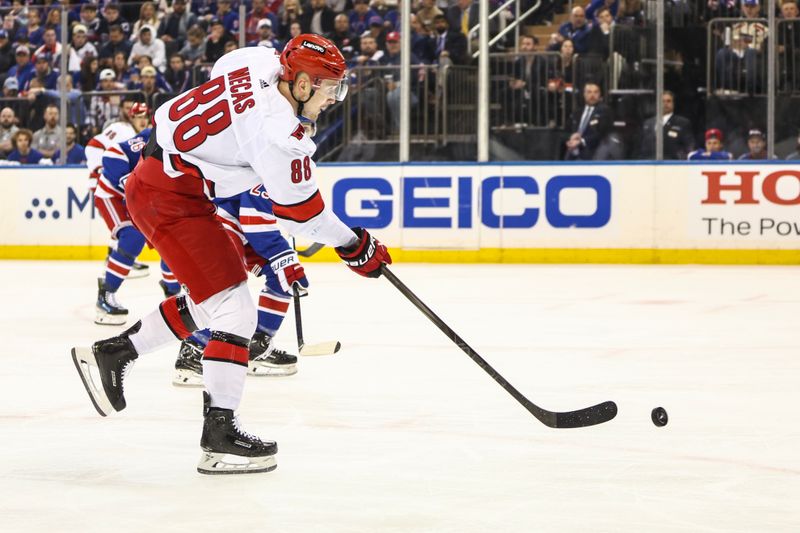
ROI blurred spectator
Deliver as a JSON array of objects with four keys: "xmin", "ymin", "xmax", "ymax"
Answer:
[
  {"xmin": 165, "ymin": 53, "xmax": 191, "ymax": 93},
  {"xmin": 43, "ymin": 7, "xmax": 62, "ymax": 35},
  {"xmin": 9, "ymin": 46, "xmax": 35, "ymax": 89},
  {"xmin": 288, "ymin": 21, "xmax": 303, "ymax": 39},
  {"xmin": 616, "ymin": 0, "xmax": 644, "ymax": 26},
  {"xmin": 130, "ymin": 26, "xmax": 166, "ymax": 72},
  {"xmin": 688, "ymin": 128, "xmax": 733, "ymax": 160},
  {"xmin": 79, "ymin": 56, "xmax": 100, "ymax": 91},
  {"xmin": 180, "ymin": 26, "xmax": 207, "ymax": 66},
  {"xmin": 88, "ymin": 69, "xmax": 123, "ymax": 132},
  {"xmin": 301, "ymin": 0, "xmax": 336, "ymax": 35},
  {"xmin": 715, "ymin": 31, "xmax": 760, "ymax": 93},
  {"xmin": 785, "ymin": 131, "xmax": 800, "ymax": 159},
  {"xmin": 246, "ymin": 0, "xmax": 276, "ymax": 43},
  {"xmin": 206, "ymin": 19, "xmax": 234, "ymax": 62},
  {"xmin": 366, "ymin": 16, "xmax": 387, "ymax": 50},
  {"xmin": 2, "ymin": 72, "xmax": 29, "ymax": 124},
  {"xmin": 550, "ymin": 6, "xmax": 590, "ymax": 54},
  {"xmin": 159, "ymin": 0, "xmax": 198, "ymax": 52},
  {"xmin": 0, "ymin": 29, "xmax": 13, "ymax": 75},
  {"xmin": 327, "ymin": 14, "xmax": 360, "ymax": 61},
  {"xmin": 586, "ymin": 0, "xmax": 619, "ymax": 21},
  {"xmin": 249, "ymin": 19, "xmax": 281, "ymax": 49},
  {"xmin": 432, "ymin": 14, "xmax": 467, "ymax": 65},
  {"xmin": 738, "ymin": 128, "xmax": 773, "ymax": 159},
  {"xmin": 381, "ymin": 31, "xmax": 421, "ymax": 133},
  {"xmin": 53, "ymin": 123, "xmax": 87, "ymax": 164},
  {"xmin": 703, "ymin": 0, "xmax": 740, "ymax": 22},
  {"xmin": 639, "ymin": 91, "xmax": 695, "ymax": 159},
  {"xmin": 137, "ymin": 65, "xmax": 166, "ymax": 109},
  {"xmin": 134, "ymin": 55, "xmax": 172, "ymax": 91},
  {"xmin": 506, "ymin": 34, "xmax": 539, "ymax": 124},
  {"xmin": 350, "ymin": 0, "xmax": 378, "ymax": 35},
  {"xmin": 99, "ymin": 25, "xmax": 133, "ymax": 68},
  {"xmin": 215, "ymin": 0, "xmax": 241, "ymax": 36},
  {"xmin": 99, "ymin": 3, "xmax": 132, "ymax": 40},
  {"xmin": 587, "ymin": 6, "xmax": 613, "ymax": 58},
  {"xmin": 376, "ymin": 0, "xmax": 399, "ymax": 29},
  {"xmin": 32, "ymin": 104, "xmax": 63, "ymax": 159},
  {"xmin": 410, "ymin": 13, "xmax": 435, "ymax": 64},
  {"xmin": 0, "ymin": 107, "xmax": 19, "ymax": 159},
  {"xmin": 733, "ymin": 0, "xmax": 767, "ymax": 51},
  {"xmin": 778, "ymin": 0, "xmax": 800, "ymax": 92},
  {"xmin": 328, "ymin": 0, "xmax": 350, "ymax": 13},
  {"xmin": 132, "ymin": 2, "xmax": 162, "ymax": 40},
  {"xmin": 417, "ymin": 0, "xmax": 444, "ymax": 29},
  {"xmin": 351, "ymin": 34, "xmax": 384, "ymax": 69},
  {"xmin": 67, "ymin": 25, "xmax": 98, "ymax": 75},
  {"xmin": 278, "ymin": 0, "xmax": 304, "ymax": 38},
  {"xmin": 194, "ymin": 0, "xmax": 220, "ymax": 20},
  {"xmin": 79, "ymin": 4, "xmax": 102, "ymax": 45},
  {"xmin": 113, "ymin": 51, "xmax": 137, "ymax": 85},
  {"xmin": 26, "ymin": 9, "xmax": 44, "ymax": 47},
  {"xmin": 224, "ymin": 40, "xmax": 239, "ymax": 55},
  {"xmin": 446, "ymin": 0, "xmax": 477, "ymax": 38},
  {"xmin": 24, "ymin": 54, "xmax": 60, "ymax": 95},
  {"xmin": 565, "ymin": 82, "xmax": 612, "ymax": 160},
  {"xmin": 33, "ymin": 28, "xmax": 62, "ymax": 68},
  {"xmin": 3, "ymin": 14, "xmax": 20, "ymax": 44},
  {"xmin": 7, "ymin": 128, "xmax": 43, "ymax": 164}
]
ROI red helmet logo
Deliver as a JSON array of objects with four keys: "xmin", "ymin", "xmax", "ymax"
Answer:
[
  {"xmin": 128, "ymin": 102, "xmax": 150, "ymax": 118},
  {"xmin": 280, "ymin": 33, "xmax": 346, "ymax": 84}
]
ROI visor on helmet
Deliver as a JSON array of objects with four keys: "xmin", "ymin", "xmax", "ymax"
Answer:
[{"xmin": 313, "ymin": 76, "xmax": 349, "ymax": 102}]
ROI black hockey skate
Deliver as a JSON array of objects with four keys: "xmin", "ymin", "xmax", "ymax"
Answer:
[
  {"xmin": 71, "ymin": 332, "xmax": 139, "ymax": 416},
  {"xmin": 128, "ymin": 260, "xmax": 150, "ymax": 279},
  {"xmin": 173, "ymin": 337, "xmax": 204, "ymax": 387},
  {"xmin": 95, "ymin": 278, "xmax": 128, "ymax": 325},
  {"xmin": 159, "ymin": 280, "xmax": 181, "ymax": 298},
  {"xmin": 248, "ymin": 331, "xmax": 298, "ymax": 377},
  {"xmin": 198, "ymin": 392, "xmax": 277, "ymax": 475}
]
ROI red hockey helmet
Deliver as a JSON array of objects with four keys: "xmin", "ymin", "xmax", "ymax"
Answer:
[
  {"xmin": 280, "ymin": 34, "xmax": 348, "ymax": 101},
  {"xmin": 128, "ymin": 102, "xmax": 150, "ymax": 118}
]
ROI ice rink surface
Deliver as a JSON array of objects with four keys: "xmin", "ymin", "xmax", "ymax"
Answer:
[{"xmin": 1, "ymin": 260, "xmax": 798, "ymax": 532}]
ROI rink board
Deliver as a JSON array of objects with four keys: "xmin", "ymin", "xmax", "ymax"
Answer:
[{"xmin": 0, "ymin": 162, "xmax": 798, "ymax": 263}]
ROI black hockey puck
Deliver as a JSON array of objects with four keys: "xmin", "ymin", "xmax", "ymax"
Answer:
[{"xmin": 651, "ymin": 407, "xmax": 668, "ymax": 427}]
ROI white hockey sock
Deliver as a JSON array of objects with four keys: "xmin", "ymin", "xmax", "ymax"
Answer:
[
  {"xmin": 203, "ymin": 360, "xmax": 247, "ymax": 411},
  {"xmin": 128, "ymin": 309, "xmax": 179, "ymax": 355}
]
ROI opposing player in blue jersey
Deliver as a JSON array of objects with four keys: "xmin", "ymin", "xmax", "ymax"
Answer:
[
  {"xmin": 173, "ymin": 184, "xmax": 309, "ymax": 385},
  {"xmin": 94, "ymin": 124, "xmax": 182, "ymax": 325}
]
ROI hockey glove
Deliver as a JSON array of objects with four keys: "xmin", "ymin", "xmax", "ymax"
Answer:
[
  {"xmin": 269, "ymin": 250, "xmax": 309, "ymax": 294},
  {"xmin": 335, "ymin": 227, "xmax": 392, "ymax": 278}
]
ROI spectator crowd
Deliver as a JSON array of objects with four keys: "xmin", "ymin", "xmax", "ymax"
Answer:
[{"xmin": 0, "ymin": 0, "xmax": 798, "ymax": 163}]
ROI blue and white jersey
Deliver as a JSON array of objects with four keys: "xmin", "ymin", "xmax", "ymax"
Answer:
[
  {"xmin": 215, "ymin": 184, "xmax": 290, "ymax": 262},
  {"xmin": 95, "ymin": 128, "xmax": 152, "ymax": 199}
]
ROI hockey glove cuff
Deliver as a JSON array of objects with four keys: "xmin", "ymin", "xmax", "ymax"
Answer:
[
  {"xmin": 335, "ymin": 227, "xmax": 392, "ymax": 278},
  {"xmin": 269, "ymin": 250, "xmax": 309, "ymax": 294}
]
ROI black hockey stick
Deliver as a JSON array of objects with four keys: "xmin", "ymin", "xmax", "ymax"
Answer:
[
  {"xmin": 381, "ymin": 265, "xmax": 617, "ymax": 429},
  {"xmin": 297, "ymin": 242, "xmax": 325, "ymax": 257},
  {"xmin": 292, "ymin": 284, "xmax": 341, "ymax": 356}
]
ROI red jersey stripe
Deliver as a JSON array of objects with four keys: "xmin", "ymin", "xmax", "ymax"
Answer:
[{"xmin": 271, "ymin": 190, "xmax": 325, "ymax": 223}]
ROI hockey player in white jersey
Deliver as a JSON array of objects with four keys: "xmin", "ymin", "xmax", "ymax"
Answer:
[
  {"xmin": 86, "ymin": 101, "xmax": 152, "ymax": 279},
  {"xmin": 72, "ymin": 35, "xmax": 392, "ymax": 475}
]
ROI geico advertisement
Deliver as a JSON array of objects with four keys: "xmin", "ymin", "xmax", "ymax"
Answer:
[
  {"xmin": 680, "ymin": 166, "xmax": 800, "ymax": 248},
  {"xmin": 315, "ymin": 165, "xmax": 655, "ymax": 249}
]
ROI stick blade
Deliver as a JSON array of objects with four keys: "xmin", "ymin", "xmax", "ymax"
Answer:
[
  {"xmin": 299, "ymin": 341, "xmax": 341, "ymax": 356},
  {"xmin": 550, "ymin": 401, "xmax": 618, "ymax": 429}
]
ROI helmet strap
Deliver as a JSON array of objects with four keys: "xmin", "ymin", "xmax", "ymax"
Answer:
[{"xmin": 288, "ymin": 80, "xmax": 315, "ymax": 118}]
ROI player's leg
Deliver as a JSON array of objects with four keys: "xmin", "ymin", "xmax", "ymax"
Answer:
[
  {"xmin": 93, "ymin": 197, "xmax": 146, "ymax": 325},
  {"xmin": 249, "ymin": 284, "xmax": 298, "ymax": 377},
  {"xmin": 158, "ymin": 260, "xmax": 181, "ymax": 297}
]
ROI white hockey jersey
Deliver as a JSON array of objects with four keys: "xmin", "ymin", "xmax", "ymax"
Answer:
[
  {"xmin": 152, "ymin": 46, "xmax": 355, "ymax": 248},
  {"xmin": 85, "ymin": 121, "xmax": 137, "ymax": 191}
]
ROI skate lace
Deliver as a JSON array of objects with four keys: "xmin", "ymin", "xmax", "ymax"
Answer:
[
  {"xmin": 251, "ymin": 337, "xmax": 276, "ymax": 362},
  {"xmin": 120, "ymin": 359, "xmax": 136, "ymax": 391},
  {"xmin": 105, "ymin": 291, "xmax": 122, "ymax": 308},
  {"xmin": 233, "ymin": 415, "xmax": 262, "ymax": 444}
]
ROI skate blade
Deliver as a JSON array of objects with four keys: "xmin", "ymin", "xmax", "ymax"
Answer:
[
  {"xmin": 247, "ymin": 362, "xmax": 298, "ymax": 377},
  {"xmin": 197, "ymin": 451, "xmax": 277, "ymax": 475},
  {"xmin": 126, "ymin": 265, "xmax": 149, "ymax": 279},
  {"xmin": 172, "ymin": 369, "xmax": 204, "ymax": 387},
  {"xmin": 94, "ymin": 310, "xmax": 128, "ymax": 326},
  {"xmin": 299, "ymin": 341, "xmax": 341, "ymax": 356},
  {"xmin": 71, "ymin": 347, "xmax": 115, "ymax": 417}
]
